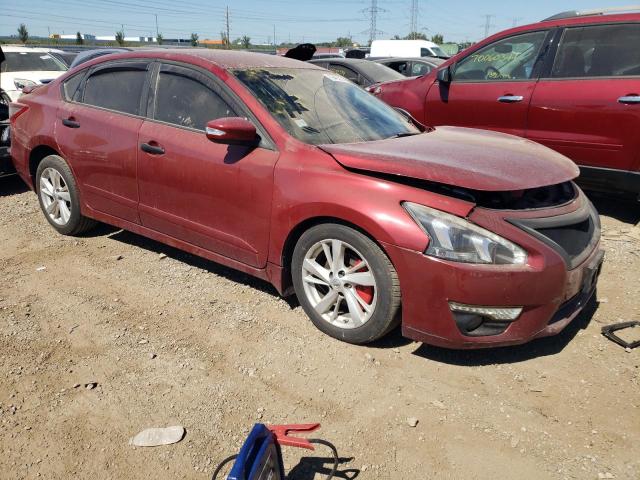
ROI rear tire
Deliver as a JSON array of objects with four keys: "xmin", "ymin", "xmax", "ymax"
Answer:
[
  {"xmin": 35, "ymin": 155, "xmax": 96, "ymax": 235},
  {"xmin": 292, "ymin": 224, "xmax": 401, "ymax": 344}
]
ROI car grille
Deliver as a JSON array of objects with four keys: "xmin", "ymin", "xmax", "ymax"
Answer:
[{"xmin": 508, "ymin": 201, "xmax": 600, "ymax": 270}]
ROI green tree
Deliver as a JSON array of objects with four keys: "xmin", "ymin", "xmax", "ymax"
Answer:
[
  {"xmin": 392, "ymin": 34, "xmax": 401, "ymax": 40},
  {"xmin": 17, "ymin": 23, "xmax": 29, "ymax": 43},
  {"xmin": 405, "ymin": 31, "xmax": 427, "ymax": 40},
  {"xmin": 335, "ymin": 36, "xmax": 353, "ymax": 47},
  {"xmin": 190, "ymin": 32, "xmax": 199, "ymax": 47},
  {"xmin": 240, "ymin": 35, "xmax": 251, "ymax": 49},
  {"xmin": 431, "ymin": 33, "xmax": 444, "ymax": 44},
  {"xmin": 156, "ymin": 33, "xmax": 164, "ymax": 45},
  {"xmin": 115, "ymin": 30, "xmax": 125, "ymax": 46},
  {"xmin": 76, "ymin": 32, "xmax": 84, "ymax": 45}
]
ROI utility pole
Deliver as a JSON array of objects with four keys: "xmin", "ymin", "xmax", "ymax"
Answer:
[
  {"xmin": 362, "ymin": 0, "xmax": 385, "ymax": 45},
  {"xmin": 155, "ymin": 14, "xmax": 159, "ymax": 37},
  {"xmin": 121, "ymin": 23, "xmax": 125, "ymax": 37},
  {"xmin": 225, "ymin": 6, "xmax": 230, "ymax": 49},
  {"xmin": 409, "ymin": 0, "xmax": 419, "ymax": 38},
  {"xmin": 273, "ymin": 25, "xmax": 276, "ymax": 47},
  {"xmin": 482, "ymin": 14, "xmax": 495, "ymax": 38}
]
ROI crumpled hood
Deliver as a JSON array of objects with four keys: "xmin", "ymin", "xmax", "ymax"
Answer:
[{"xmin": 319, "ymin": 126, "xmax": 579, "ymax": 192}]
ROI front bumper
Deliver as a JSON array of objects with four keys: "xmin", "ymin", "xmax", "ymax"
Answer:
[{"xmin": 384, "ymin": 193, "xmax": 603, "ymax": 349}]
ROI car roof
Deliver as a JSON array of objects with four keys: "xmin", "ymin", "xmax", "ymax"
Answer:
[{"xmin": 91, "ymin": 48, "xmax": 321, "ymax": 71}]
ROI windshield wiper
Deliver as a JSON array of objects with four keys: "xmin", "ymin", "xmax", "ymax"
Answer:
[{"xmin": 387, "ymin": 131, "xmax": 421, "ymax": 139}]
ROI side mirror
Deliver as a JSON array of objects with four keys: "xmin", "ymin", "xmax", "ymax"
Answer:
[
  {"xmin": 205, "ymin": 117, "xmax": 259, "ymax": 146},
  {"xmin": 437, "ymin": 66, "xmax": 452, "ymax": 84}
]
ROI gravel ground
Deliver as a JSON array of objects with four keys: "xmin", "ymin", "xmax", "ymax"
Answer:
[{"xmin": 1, "ymin": 175, "xmax": 639, "ymax": 480}]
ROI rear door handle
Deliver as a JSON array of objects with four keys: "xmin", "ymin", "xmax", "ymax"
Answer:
[
  {"xmin": 62, "ymin": 118, "xmax": 80, "ymax": 128},
  {"xmin": 498, "ymin": 95, "xmax": 524, "ymax": 103},
  {"xmin": 618, "ymin": 95, "xmax": 640, "ymax": 104},
  {"xmin": 140, "ymin": 142, "xmax": 165, "ymax": 155}
]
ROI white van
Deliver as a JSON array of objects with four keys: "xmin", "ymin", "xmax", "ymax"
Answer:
[{"xmin": 370, "ymin": 40, "xmax": 449, "ymax": 59}]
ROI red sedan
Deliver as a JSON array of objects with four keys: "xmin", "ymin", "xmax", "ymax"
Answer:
[{"xmin": 9, "ymin": 50, "xmax": 602, "ymax": 348}]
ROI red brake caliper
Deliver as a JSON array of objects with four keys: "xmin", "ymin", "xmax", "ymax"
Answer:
[{"xmin": 351, "ymin": 260, "xmax": 374, "ymax": 304}]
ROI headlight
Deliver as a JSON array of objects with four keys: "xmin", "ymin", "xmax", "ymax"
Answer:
[
  {"xmin": 403, "ymin": 202, "xmax": 527, "ymax": 265},
  {"xmin": 13, "ymin": 78, "xmax": 37, "ymax": 90}
]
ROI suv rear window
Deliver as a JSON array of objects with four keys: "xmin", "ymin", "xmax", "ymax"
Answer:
[
  {"xmin": 83, "ymin": 68, "xmax": 147, "ymax": 115},
  {"xmin": 1, "ymin": 52, "xmax": 66, "ymax": 72},
  {"xmin": 552, "ymin": 23, "xmax": 640, "ymax": 78}
]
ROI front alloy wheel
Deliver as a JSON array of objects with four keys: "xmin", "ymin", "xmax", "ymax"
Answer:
[
  {"xmin": 292, "ymin": 224, "xmax": 401, "ymax": 344},
  {"xmin": 301, "ymin": 239, "xmax": 377, "ymax": 329}
]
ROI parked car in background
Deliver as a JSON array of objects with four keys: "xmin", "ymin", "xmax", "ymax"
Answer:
[
  {"xmin": 370, "ymin": 40, "xmax": 450, "ymax": 59},
  {"xmin": 0, "ymin": 45, "xmax": 12, "ymax": 178},
  {"xmin": 0, "ymin": 46, "xmax": 68, "ymax": 101},
  {"xmin": 46, "ymin": 49, "xmax": 79, "ymax": 68},
  {"xmin": 69, "ymin": 48, "xmax": 132, "ymax": 68},
  {"xmin": 374, "ymin": 57, "xmax": 445, "ymax": 77},
  {"xmin": 10, "ymin": 49, "xmax": 602, "ymax": 348},
  {"xmin": 311, "ymin": 53, "xmax": 344, "ymax": 60},
  {"xmin": 309, "ymin": 58, "xmax": 403, "ymax": 88},
  {"xmin": 370, "ymin": 9, "xmax": 640, "ymax": 198}
]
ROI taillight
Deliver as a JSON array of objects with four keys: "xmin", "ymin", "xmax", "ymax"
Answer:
[{"xmin": 9, "ymin": 102, "xmax": 29, "ymax": 122}]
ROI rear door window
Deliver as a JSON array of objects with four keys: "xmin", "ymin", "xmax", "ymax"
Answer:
[
  {"xmin": 551, "ymin": 23, "xmax": 640, "ymax": 78},
  {"xmin": 454, "ymin": 31, "xmax": 548, "ymax": 81},
  {"xmin": 62, "ymin": 73, "xmax": 84, "ymax": 101},
  {"xmin": 82, "ymin": 64, "xmax": 148, "ymax": 115},
  {"xmin": 387, "ymin": 61, "xmax": 410, "ymax": 75},
  {"xmin": 411, "ymin": 62, "xmax": 433, "ymax": 76},
  {"xmin": 152, "ymin": 66, "xmax": 235, "ymax": 130},
  {"xmin": 327, "ymin": 64, "xmax": 360, "ymax": 84}
]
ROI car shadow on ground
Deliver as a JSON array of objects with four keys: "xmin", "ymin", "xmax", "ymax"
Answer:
[
  {"xmin": 102, "ymin": 228, "xmax": 294, "ymax": 303},
  {"xmin": 0, "ymin": 175, "xmax": 28, "ymax": 197},
  {"xmin": 411, "ymin": 294, "xmax": 600, "ymax": 366},
  {"xmin": 588, "ymin": 192, "xmax": 640, "ymax": 225}
]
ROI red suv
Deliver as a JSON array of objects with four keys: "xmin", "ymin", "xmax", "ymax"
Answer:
[
  {"xmin": 370, "ymin": 9, "xmax": 640, "ymax": 198},
  {"xmin": 10, "ymin": 50, "xmax": 602, "ymax": 348}
]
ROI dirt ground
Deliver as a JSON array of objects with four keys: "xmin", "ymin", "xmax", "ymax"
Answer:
[{"xmin": 1, "ymin": 175, "xmax": 639, "ymax": 480}]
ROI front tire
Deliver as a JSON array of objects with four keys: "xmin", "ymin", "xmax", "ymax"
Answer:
[
  {"xmin": 292, "ymin": 224, "xmax": 401, "ymax": 344},
  {"xmin": 36, "ymin": 155, "xmax": 96, "ymax": 235}
]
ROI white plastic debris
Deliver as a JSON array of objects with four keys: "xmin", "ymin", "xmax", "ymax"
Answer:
[{"xmin": 130, "ymin": 426, "xmax": 185, "ymax": 447}]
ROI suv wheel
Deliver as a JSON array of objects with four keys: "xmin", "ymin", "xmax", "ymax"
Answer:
[
  {"xmin": 36, "ymin": 155, "xmax": 96, "ymax": 235},
  {"xmin": 292, "ymin": 224, "xmax": 401, "ymax": 344}
]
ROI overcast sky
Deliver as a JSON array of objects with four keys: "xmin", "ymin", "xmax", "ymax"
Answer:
[{"xmin": 0, "ymin": 0, "xmax": 633, "ymax": 44}]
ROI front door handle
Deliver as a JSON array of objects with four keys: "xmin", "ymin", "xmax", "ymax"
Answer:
[
  {"xmin": 618, "ymin": 95, "xmax": 640, "ymax": 104},
  {"xmin": 498, "ymin": 95, "xmax": 524, "ymax": 103},
  {"xmin": 62, "ymin": 118, "xmax": 80, "ymax": 128},
  {"xmin": 140, "ymin": 142, "xmax": 165, "ymax": 155}
]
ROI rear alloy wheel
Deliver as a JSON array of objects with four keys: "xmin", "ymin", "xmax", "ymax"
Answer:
[
  {"xmin": 36, "ymin": 155, "xmax": 96, "ymax": 235},
  {"xmin": 292, "ymin": 224, "xmax": 400, "ymax": 344}
]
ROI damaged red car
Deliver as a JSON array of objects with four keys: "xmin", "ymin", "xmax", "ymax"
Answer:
[{"xmin": 10, "ymin": 50, "xmax": 603, "ymax": 348}]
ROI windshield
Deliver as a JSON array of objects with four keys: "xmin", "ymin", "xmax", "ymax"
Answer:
[
  {"xmin": 1, "ymin": 52, "xmax": 67, "ymax": 72},
  {"xmin": 234, "ymin": 68, "xmax": 420, "ymax": 145}
]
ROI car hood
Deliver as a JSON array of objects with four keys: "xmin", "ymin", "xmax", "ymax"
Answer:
[{"xmin": 319, "ymin": 126, "xmax": 579, "ymax": 192}]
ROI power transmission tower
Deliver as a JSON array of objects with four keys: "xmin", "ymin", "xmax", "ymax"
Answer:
[
  {"xmin": 409, "ymin": 0, "xmax": 419, "ymax": 38},
  {"xmin": 482, "ymin": 14, "xmax": 495, "ymax": 38},
  {"xmin": 154, "ymin": 14, "xmax": 159, "ymax": 38},
  {"xmin": 511, "ymin": 17, "xmax": 523, "ymax": 27},
  {"xmin": 225, "ymin": 6, "xmax": 230, "ymax": 49},
  {"xmin": 361, "ymin": 0, "xmax": 385, "ymax": 45}
]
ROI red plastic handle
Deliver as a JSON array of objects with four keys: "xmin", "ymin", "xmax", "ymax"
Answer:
[{"xmin": 266, "ymin": 423, "xmax": 321, "ymax": 451}]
